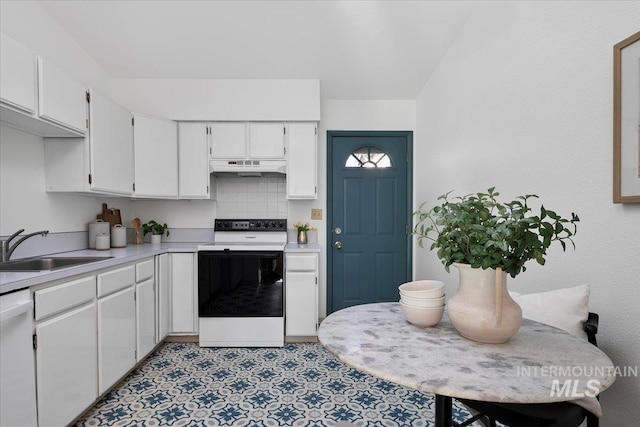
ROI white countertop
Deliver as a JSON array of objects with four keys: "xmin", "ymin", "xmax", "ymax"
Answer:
[
  {"xmin": 1, "ymin": 241, "xmax": 323, "ymax": 294},
  {"xmin": 0, "ymin": 243, "xmax": 202, "ymax": 295},
  {"xmin": 285, "ymin": 242, "xmax": 322, "ymax": 253}
]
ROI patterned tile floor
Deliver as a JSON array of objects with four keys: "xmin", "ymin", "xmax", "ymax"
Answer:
[{"xmin": 74, "ymin": 342, "xmax": 481, "ymax": 426}]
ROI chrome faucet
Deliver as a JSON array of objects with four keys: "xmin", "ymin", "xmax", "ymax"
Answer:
[{"xmin": 1, "ymin": 229, "xmax": 50, "ymax": 262}]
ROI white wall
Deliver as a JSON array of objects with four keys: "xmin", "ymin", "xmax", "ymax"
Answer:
[
  {"xmin": 415, "ymin": 2, "xmax": 640, "ymax": 424},
  {"xmin": 112, "ymin": 79, "xmax": 320, "ymax": 121}
]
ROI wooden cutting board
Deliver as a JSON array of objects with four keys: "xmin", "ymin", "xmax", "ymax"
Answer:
[{"xmin": 110, "ymin": 208, "xmax": 122, "ymax": 226}]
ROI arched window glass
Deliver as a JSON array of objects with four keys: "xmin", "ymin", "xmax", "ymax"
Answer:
[{"xmin": 345, "ymin": 146, "xmax": 392, "ymax": 168}]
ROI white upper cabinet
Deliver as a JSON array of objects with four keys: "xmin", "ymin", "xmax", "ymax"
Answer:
[
  {"xmin": 286, "ymin": 122, "xmax": 318, "ymax": 199},
  {"xmin": 210, "ymin": 122, "xmax": 246, "ymax": 159},
  {"xmin": 44, "ymin": 89, "xmax": 134, "ymax": 196},
  {"xmin": 0, "ymin": 32, "xmax": 86, "ymax": 137},
  {"xmin": 133, "ymin": 114, "xmax": 178, "ymax": 198},
  {"xmin": 88, "ymin": 90, "xmax": 134, "ymax": 195},
  {"xmin": 0, "ymin": 32, "xmax": 36, "ymax": 114},
  {"xmin": 248, "ymin": 122, "xmax": 285, "ymax": 159},
  {"xmin": 178, "ymin": 122, "xmax": 211, "ymax": 199},
  {"xmin": 37, "ymin": 58, "xmax": 87, "ymax": 134}
]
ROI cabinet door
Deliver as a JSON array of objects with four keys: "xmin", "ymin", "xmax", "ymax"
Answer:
[
  {"xmin": 156, "ymin": 253, "xmax": 171, "ymax": 341},
  {"xmin": 210, "ymin": 122, "xmax": 246, "ymax": 159},
  {"xmin": 249, "ymin": 122, "xmax": 285, "ymax": 159},
  {"xmin": 171, "ymin": 253, "xmax": 196, "ymax": 334},
  {"xmin": 178, "ymin": 122, "xmax": 210, "ymax": 199},
  {"xmin": 286, "ymin": 122, "xmax": 317, "ymax": 199},
  {"xmin": 0, "ymin": 290, "xmax": 37, "ymax": 427},
  {"xmin": 286, "ymin": 270, "xmax": 318, "ymax": 336},
  {"xmin": 89, "ymin": 89, "xmax": 134, "ymax": 195},
  {"xmin": 36, "ymin": 303, "xmax": 97, "ymax": 427},
  {"xmin": 37, "ymin": 57, "xmax": 87, "ymax": 135},
  {"xmin": 97, "ymin": 286, "xmax": 135, "ymax": 394},
  {"xmin": 0, "ymin": 33, "xmax": 36, "ymax": 113},
  {"xmin": 136, "ymin": 278, "xmax": 156, "ymax": 361},
  {"xmin": 133, "ymin": 114, "xmax": 178, "ymax": 198}
]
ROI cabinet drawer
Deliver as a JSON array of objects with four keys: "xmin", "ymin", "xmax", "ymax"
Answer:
[
  {"xmin": 135, "ymin": 259, "xmax": 154, "ymax": 283},
  {"xmin": 97, "ymin": 265, "xmax": 135, "ymax": 297},
  {"xmin": 286, "ymin": 254, "xmax": 317, "ymax": 272},
  {"xmin": 35, "ymin": 276, "xmax": 95, "ymax": 321}
]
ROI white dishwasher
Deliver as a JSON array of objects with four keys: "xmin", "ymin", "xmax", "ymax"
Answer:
[{"xmin": 0, "ymin": 289, "xmax": 38, "ymax": 427}]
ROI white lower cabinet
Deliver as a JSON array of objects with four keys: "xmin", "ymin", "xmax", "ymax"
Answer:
[
  {"xmin": 136, "ymin": 259, "xmax": 156, "ymax": 361},
  {"xmin": 0, "ymin": 290, "xmax": 38, "ymax": 427},
  {"xmin": 285, "ymin": 253, "xmax": 319, "ymax": 336},
  {"xmin": 156, "ymin": 253, "xmax": 171, "ymax": 341},
  {"xmin": 34, "ymin": 276, "xmax": 98, "ymax": 427},
  {"xmin": 171, "ymin": 253, "xmax": 197, "ymax": 334},
  {"xmin": 97, "ymin": 266, "xmax": 136, "ymax": 394}
]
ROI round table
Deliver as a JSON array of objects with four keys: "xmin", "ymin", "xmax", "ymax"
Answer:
[{"xmin": 318, "ymin": 303, "xmax": 616, "ymax": 427}]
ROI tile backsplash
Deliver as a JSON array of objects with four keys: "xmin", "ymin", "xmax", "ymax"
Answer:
[{"xmin": 215, "ymin": 175, "xmax": 287, "ymax": 219}]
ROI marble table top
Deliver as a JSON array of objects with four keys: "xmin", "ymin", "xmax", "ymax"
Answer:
[{"xmin": 318, "ymin": 302, "xmax": 616, "ymax": 403}]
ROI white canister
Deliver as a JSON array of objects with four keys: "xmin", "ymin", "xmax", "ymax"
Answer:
[
  {"xmin": 88, "ymin": 220, "xmax": 110, "ymax": 249},
  {"xmin": 111, "ymin": 225, "xmax": 127, "ymax": 248},
  {"xmin": 95, "ymin": 234, "xmax": 110, "ymax": 251}
]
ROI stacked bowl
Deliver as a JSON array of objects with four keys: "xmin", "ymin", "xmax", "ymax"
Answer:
[{"xmin": 398, "ymin": 280, "xmax": 445, "ymax": 327}]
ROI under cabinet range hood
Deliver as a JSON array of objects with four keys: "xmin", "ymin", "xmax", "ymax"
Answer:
[{"xmin": 209, "ymin": 159, "xmax": 286, "ymax": 176}]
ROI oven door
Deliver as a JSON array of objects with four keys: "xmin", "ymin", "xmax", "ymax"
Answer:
[{"xmin": 198, "ymin": 250, "xmax": 284, "ymax": 318}]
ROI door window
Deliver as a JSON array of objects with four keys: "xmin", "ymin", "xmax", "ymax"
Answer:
[{"xmin": 345, "ymin": 146, "xmax": 392, "ymax": 168}]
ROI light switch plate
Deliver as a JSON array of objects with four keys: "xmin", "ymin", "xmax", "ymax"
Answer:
[{"xmin": 311, "ymin": 208, "xmax": 323, "ymax": 220}]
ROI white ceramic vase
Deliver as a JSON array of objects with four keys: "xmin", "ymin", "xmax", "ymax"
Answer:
[
  {"xmin": 150, "ymin": 234, "xmax": 162, "ymax": 245},
  {"xmin": 447, "ymin": 263, "xmax": 522, "ymax": 344}
]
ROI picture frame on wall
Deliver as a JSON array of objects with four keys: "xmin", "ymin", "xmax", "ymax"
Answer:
[{"xmin": 613, "ymin": 31, "xmax": 640, "ymax": 203}]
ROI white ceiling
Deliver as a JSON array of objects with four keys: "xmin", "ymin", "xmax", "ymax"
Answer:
[{"xmin": 38, "ymin": 1, "xmax": 480, "ymax": 99}]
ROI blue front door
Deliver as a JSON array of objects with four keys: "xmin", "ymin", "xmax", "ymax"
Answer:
[{"xmin": 327, "ymin": 131, "xmax": 412, "ymax": 313}]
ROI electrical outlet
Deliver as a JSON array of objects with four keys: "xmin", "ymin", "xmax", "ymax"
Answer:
[{"xmin": 311, "ymin": 208, "xmax": 323, "ymax": 220}]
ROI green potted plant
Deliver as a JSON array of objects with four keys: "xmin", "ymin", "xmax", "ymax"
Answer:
[
  {"xmin": 142, "ymin": 220, "xmax": 170, "ymax": 245},
  {"xmin": 413, "ymin": 187, "xmax": 579, "ymax": 343}
]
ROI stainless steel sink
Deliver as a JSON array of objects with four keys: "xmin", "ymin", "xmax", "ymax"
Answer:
[{"xmin": 0, "ymin": 256, "xmax": 114, "ymax": 272}]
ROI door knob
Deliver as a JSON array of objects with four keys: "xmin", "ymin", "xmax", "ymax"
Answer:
[{"xmin": 334, "ymin": 241, "xmax": 342, "ymax": 249}]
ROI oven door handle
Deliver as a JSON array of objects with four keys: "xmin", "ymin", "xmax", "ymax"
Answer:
[{"xmin": 244, "ymin": 235, "xmax": 257, "ymax": 239}]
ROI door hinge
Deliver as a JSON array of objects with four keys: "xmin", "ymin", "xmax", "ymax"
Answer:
[
  {"xmin": 33, "ymin": 334, "xmax": 38, "ymax": 350},
  {"xmin": 86, "ymin": 119, "xmax": 89, "ymax": 129},
  {"xmin": 88, "ymin": 174, "xmax": 92, "ymax": 184},
  {"xmin": 314, "ymin": 186, "xmax": 317, "ymax": 194},
  {"xmin": 315, "ymin": 127, "xmax": 317, "ymax": 135},
  {"xmin": 315, "ymin": 277, "xmax": 318, "ymax": 285},
  {"xmin": 283, "ymin": 126, "xmax": 286, "ymax": 135},
  {"xmin": 209, "ymin": 147, "xmax": 212, "ymax": 155},
  {"xmin": 206, "ymin": 126, "xmax": 210, "ymax": 135},
  {"xmin": 284, "ymin": 146, "xmax": 287, "ymax": 155},
  {"xmin": 131, "ymin": 117, "xmax": 135, "ymax": 126},
  {"xmin": 85, "ymin": 91, "xmax": 90, "ymax": 103},
  {"xmin": 133, "ymin": 182, "xmax": 136, "ymax": 192},
  {"xmin": 207, "ymin": 185, "xmax": 209, "ymax": 194}
]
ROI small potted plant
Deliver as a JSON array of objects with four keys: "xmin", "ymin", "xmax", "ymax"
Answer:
[
  {"xmin": 293, "ymin": 222, "xmax": 310, "ymax": 244},
  {"xmin": 413, "ymin": 187, "xmax": 579, "ymax": 343},
  {"xmin": 142, "ymin": 220, "xmax": 170, "ymax": 245}
]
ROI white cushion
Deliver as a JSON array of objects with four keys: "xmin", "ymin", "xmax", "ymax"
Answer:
[
  {"xmin": 509, "ymin": 285, "xmax": 601, "ymax": 417},
  {"xmin": 510, "ymin": 284, "xmax": 590, "ymax": 341}
]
